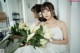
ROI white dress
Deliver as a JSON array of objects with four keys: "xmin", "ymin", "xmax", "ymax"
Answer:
[
  {"xmin": 14, "ymin": 26, "xmax": 67, "ymax": 53},
  {"xmin": 45, "ymin": 26, "xmax": 67, "ymax": 53}
]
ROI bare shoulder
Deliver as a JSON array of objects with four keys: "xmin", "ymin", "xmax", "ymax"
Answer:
[
  {"xmin": 57, "ymin": 20, "xmax": 67, "ymax": 28},
  {"xmin": 59, "ymin": 20, "xmax": 66, "ymax": 25}
]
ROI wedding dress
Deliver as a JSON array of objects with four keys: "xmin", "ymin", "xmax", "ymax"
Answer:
[
  {"xmin": 14, "ymin": 26, "xmax": 67, "ymax": 53},
  {"xmin": 45, "ymin": 26, "xmax": 67, "ymax": 53}
]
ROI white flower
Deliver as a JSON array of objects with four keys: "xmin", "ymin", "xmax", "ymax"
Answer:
[
  {"xmin": 27, "ymin": 33, "xmax": 35, "ymax": 42},
  {"xmin": 42, "ymin": 26, "xmax": 53, "ymax": 39},
  {"xmin": 29, "ymin": 23, "xmax": 40, "ymax": 33},
  {"xmin": 43, "ymin": 30, "xmax": 52, "ymax": 39},
  {"xmin": 19, "ymin": 22, "xmax": 27, "ymax": 29},
  {"xmin": 29, "ymin": 23, "xmax": 36, "ymax": 32},
  {"xmin": 43, "ymin": 25, "xmax": 48, "ymax": 32},
  {"xmin": 24, "ymin": 27, "xmax": 27, "ymax": 30},
  {"xmin": 33, "ymin": 26, "xmax": 40, "ymax": 32},
  {"xmin": 40, "ymin": 39, "xmax": 47, "ymax": 47}
]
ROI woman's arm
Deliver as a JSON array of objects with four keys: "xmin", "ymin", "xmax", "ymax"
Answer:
[{"xmin": 50, "ymin": 21, "xmax": 68, "ymax": 44}]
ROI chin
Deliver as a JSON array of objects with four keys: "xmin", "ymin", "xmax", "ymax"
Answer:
[{"xmin": 44, "ymin": 17, "xmax": 49, "ymax": 20}]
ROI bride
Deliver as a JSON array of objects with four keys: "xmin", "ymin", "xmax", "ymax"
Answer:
[
  {"xmin": 41, "ymin": 2, "xmax": 68, "ymax": 53},
  {"xmin": 14, "ymin": 2, "xmax": 68, "ymax": 53}
]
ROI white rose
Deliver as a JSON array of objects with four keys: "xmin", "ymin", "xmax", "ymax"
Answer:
[
  {"xmin": 43, "ymin": 29, "xmax": 52, "ymax": 39},
  {"xmin": 43, "ymin": 25, "xmax": 48, "ymax": 33},
  {"xmin": 24, "ymin": 27, "xmax": 27, "ymax": 30},
  {"xmin": 29, "ymin": 23, "xmax": 40, "ymax": 33},
  {"xmin": 32, "ymin": 26, "xmax": 40, "ymax": 32},
  {"xmin": 19, "ymin": 22, "xmax": 27, "ymax": 29},
  {"xmin": 27, "ymin": 33, "xmax": 35, "ymax": 42},
  {"xmin": 29, "ymin": 23, "xmax": 36, "ymax": 33},
  {"xmin": 40, "ymin": 39, "xmax": 47, "ymax": 46}
]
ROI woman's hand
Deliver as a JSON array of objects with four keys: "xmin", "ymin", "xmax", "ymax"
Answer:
[{"xmin": 49, "ymin": 38, "xmax": 55, "ymax": 43}]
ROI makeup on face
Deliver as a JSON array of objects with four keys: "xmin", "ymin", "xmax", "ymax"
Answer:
[{"xmin": 42, "ymin": 7, "xmax": 52, "ymax": 20}]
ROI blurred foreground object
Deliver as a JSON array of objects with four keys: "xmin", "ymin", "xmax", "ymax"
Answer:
[{"xmin": 0, "ymin": 12, "xmax": 7, "ymax": 22}]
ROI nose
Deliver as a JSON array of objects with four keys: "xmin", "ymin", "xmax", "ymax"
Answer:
[{"xmin": 44, "ymin": 12, "xmax": 48, "ymax": 15}]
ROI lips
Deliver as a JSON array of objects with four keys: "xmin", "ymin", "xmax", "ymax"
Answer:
[{"xmin": 45, "ymin": 16, "xmax": 48, "ymax": 18}]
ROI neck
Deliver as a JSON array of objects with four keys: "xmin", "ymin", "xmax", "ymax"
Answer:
[{"xmin": 46, "ymin": 17, "xmax": 56, "ymax": 24}]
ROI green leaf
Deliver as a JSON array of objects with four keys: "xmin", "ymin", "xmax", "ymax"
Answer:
[{"xmin": 28, "ymin": 29, "xmax": 31, "ymax": 35}]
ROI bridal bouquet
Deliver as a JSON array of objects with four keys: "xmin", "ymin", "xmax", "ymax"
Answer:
[
  {"xmin": 27, "ymin": 23, "xmax": 52, "ymax": 48},
  {"xmin": 0, "ymin": 22, "xmax": 52, "ymax": 50}
]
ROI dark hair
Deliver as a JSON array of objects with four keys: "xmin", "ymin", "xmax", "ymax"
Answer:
[
  {"xmin": 41, "ymin": 2, "xmax": 58, "ymax": 20},
  {"xmin": 31, "ymin": 4, "xmax": 47, "ymax": 22},
  {"xmin": 31, "ymin": 4, "xmax": 41, "ymax": 13}
]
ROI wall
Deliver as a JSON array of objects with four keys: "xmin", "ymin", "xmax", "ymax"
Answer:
[
  {"xmin": 70, "ymin": 2, "xmax": 80, "ymax": 53},
  {"xmin": 22, "ymin": 0, "xmax": 37, "ymax": 24},
  {"xmin": 25, "ymin": 0, "xmax": 37, "ymax": 24},
  {"xmin": 11, "ymin": 0, "xmax": 23, "ymax": 20},
  {"xmin": 0, "ymin": 1, "xmax": 2, "ymax": 12},
  {"xmin": 0, "ymin": 0, "xmax": 23, "ymax": 26}
]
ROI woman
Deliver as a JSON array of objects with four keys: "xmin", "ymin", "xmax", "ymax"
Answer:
[
  {"xmin": 14, "ymin": 4, "xmax": 49, "ymax": 53},
  {"xmin": 41, "ymin": 2, "xmax": 68, "ymax": 53}
]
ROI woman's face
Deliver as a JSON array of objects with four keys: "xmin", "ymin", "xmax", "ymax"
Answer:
[{"xmin": 42, "ymin": 7, "xmax": 52, "ymax": 20}]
